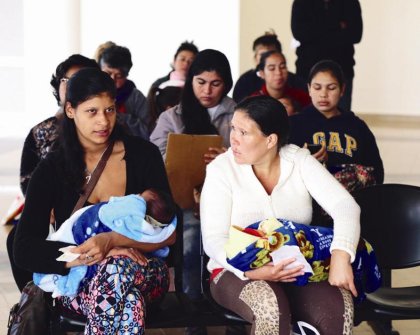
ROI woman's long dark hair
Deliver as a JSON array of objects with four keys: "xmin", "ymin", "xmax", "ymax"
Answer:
[
  {"xmin": 181, "ymin": 49, "xmax": 233, "ymax": 135},
  {"xmin": 59, "ymin": 67, "xmax": 125, "ymax": 191}
]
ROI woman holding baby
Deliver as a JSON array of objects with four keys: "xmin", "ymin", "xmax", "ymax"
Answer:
[
  {"xmin": 200, "ymin": 95, "xmax": 360, "ymax": 334},
  {"xmin": 14, "ymin": 68, "xmax": 175, "ymax": 334}
]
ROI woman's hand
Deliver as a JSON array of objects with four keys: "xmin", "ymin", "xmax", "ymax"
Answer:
[
  {"xmin": 329, "ymin": 249, "xmax": 358, "ymax": 297},
  {"xmin": 304, "ymin": 143, "xmax": 328, "ymax": 163},
  {"xmin": 244, "ymin": 258, "xmax": 305, "ymax": 282},
  {"xmin": 71, "ymin": 233, "xmax": 115, "ymax": 266},
  {"xmin": 204, "ymin": 147, "xmax": 227, "ymax": 164},
  {"xmin": 106, "ymin": 247, "xmax": 148, "ymax": 266},
  {"xmin": 66, "ymin": 246, "xmax": 148, "ymax": 267}
]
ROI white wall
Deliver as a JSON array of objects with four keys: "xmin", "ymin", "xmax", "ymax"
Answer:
[
  {"xmin": 352, "ymin": 0, "xmax": 420, "ymax": 116},
  {"xmin": 0, "ymin": 0, "xmax": 239, "ymax": 137},
  {"xmin": 80, "ymin": 0, "xmax": 239, "ymax": 96}
]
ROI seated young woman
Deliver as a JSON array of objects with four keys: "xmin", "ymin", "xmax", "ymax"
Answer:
[
  {"xmin": 288, "ymin": 60, "xmax": 384, "ymax": 184},
  {"xmin": 250, "ymin": 50, "xmax": 311, "ymax": 115},
  {"xmin": 14, "ymin": 68, "xmax": 175, "ymax": 334},
  {"xmin": 151, "ymin": 49, "xmax": 238, "ymax": 335},
  {"xmin": 8, "ymin": 54, "xmax": 99, "ymax": 292},
  {"xmin": 200, "ymin": 95, "xmax": 360, "ymax": 335},
  {"xmin": 150, "ymin": 41, "xmax": 199, "ymax": 90}
]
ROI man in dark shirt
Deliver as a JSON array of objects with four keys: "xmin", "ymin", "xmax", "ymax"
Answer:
[{"xmin": 291, "ymin": 0, "xmax": 363, "ymax": 111}]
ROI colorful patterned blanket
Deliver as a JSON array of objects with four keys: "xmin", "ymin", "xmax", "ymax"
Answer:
[{"xmin": 225, "ymin": 218, "xmax": 381, "ymax": 302}]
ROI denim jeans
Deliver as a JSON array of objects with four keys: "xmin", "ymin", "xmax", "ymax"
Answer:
[{"xmin": 182, "ymin": 209, "xmax": 202, "ymax": 300}]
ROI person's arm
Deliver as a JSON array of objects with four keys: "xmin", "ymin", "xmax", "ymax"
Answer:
[
  {"xmin": 299, "ymin": 150, "xmax": 360, "ymax": 295},
  {"xmin": 70, "ymin": 229, "xmax": 175, "ymax": 265},
  {"xmin": 14, "ymin": 158, "xmax": 73, "ymax": 275},
  {"xmin": 341, "ymin": 0, "xmax": 363, "ymax": 44},
  {"xmin": 325, "ymin": 0, "xmax": 363, "ymax": 46},
  {"xmin": 149, "ymin": 107, "xmax": 178, "ymax": 157},
  {"xmin": 200, "ymin": 159, "xmax": 249, "ymax": 279},
  {"xmin": 19, "ymin": 129, "xmax": 39, "ymax": 195},
  {"xmin": 359, "ymin": 122, "xmax": 384, "ymax": 184},
  {"xmin": 329, "ymin": 249, "xmax": 358, "ymax": 297},
  {"xmin": 299, "ymin": 152, "xmax": 360, "ymax": 260},
  {"xmin": 66, "ymin": 192, "xmax": 176, "ymax": 267}
]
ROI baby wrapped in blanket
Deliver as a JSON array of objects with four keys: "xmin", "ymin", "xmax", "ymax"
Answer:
[
  {"xmin": 225, "ymin": 218, "xmax": 381, "ymax": 302},
  {"xmin": 34, "ymin": 190, "xmax": 177, "ymax": 297}
]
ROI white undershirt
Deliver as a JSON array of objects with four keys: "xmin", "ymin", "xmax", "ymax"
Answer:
[{"xmin": 207, "ymin": 105, "xmax": 220, "ymax": 122}]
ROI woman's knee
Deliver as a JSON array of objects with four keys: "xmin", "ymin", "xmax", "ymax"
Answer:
[
  {"xmin": 239, "ymin": 281, "xmax": 291, "ymax": 334},
  {"xmin": 96, "ymin": 256, "xmax": 142, "ymax": 284},
  {"xmin": 308, "ymin": 287, "xmax": 354, "ymax": 335}
]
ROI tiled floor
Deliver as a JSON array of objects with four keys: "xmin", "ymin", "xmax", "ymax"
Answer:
[{"xmin": 1, "ymin": 115, "xmax": 420, "ymax": 334}]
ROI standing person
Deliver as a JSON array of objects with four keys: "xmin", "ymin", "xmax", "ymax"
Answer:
[
  {"xmin": 233, "ymin": 31, "xmax": 306, "ymax": 103},
  {"xmin": 14, "ymin": 68, "xmax": 175, "ymax": 334},
  {"xmin": 150, "ymin": 41, "xmax": 199, "ymax": 90},
  {"xmin": 291, "ymin": 0, "xmax": 363, "ymax": 111},
  {"xmin": 151, "ymin": 49, "xmax": 240, "ymax": 335},
  {"xmin": 289, "ymin": 60, "xmax": 384, "ymax": 184},
  {"xmin": 251, "ymin": 50, "xmax": 311, "ymax": 114},
  {"xmin": 99, "ymin": 44, "xmax": 151, "ymax": 139},
  {"xmin": 8, "ymin": 54, "xmax": 98, "ymax": 292},
  {"xmin": 201, "ymin": 95, "xmax": 360, "ymax": 334}
]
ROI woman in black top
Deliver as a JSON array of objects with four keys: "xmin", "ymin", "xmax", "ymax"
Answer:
[
  {"xmin": 14, "ymin": 68, "xmax": 175, "ymax": 334},
  {"xmin": 9, "ymin": 54, "xmax": 98, "ymax": 292}
]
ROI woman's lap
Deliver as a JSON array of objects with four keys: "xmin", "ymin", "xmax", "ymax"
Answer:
[
  {"xmin": 284, "ymin": 280, "xmax": 353, "ymax": 334},
  {"xmin": 210, "ymin": 270, "xmax": 353, "ymax": 335},
  {"xmin": 59, "ymin": 256, "xmax": 169, "ymax": 334}
]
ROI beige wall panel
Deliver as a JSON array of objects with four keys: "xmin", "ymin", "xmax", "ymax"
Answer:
[{"xmin": 239, "ymin": 0, "xmax": 296, "ymax": 75}]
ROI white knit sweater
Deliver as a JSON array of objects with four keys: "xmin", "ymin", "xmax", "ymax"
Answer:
[{"xmin": 200, "ymin": 144, "xmax": 360, "ymax": 280}]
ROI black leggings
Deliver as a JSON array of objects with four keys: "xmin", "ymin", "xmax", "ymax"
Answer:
[
  {"xmin": 210, "ymin": 270, "xmax": 353, "ymax": 335},
  {"xmin": 7, "ymin": 226, "xmax": 32, "ymax": 292}
]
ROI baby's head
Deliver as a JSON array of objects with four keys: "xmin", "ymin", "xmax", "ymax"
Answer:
[{"xmin": 141, "ymin": 189, "xmax": 176, "ymax": 224}]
